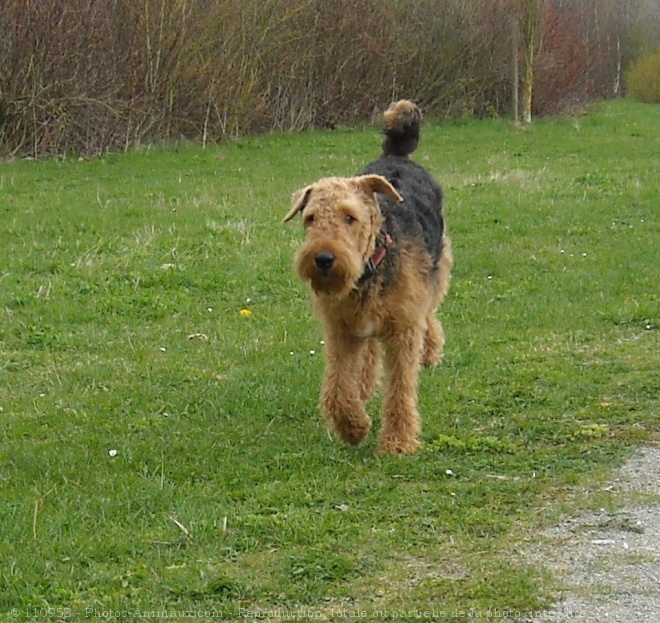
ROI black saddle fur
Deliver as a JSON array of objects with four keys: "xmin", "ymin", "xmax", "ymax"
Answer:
[{"xmin": 361, "ymin": 155, "xmax": 444, "ymax": 270}]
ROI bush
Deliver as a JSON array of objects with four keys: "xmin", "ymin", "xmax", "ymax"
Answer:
[{"xmin": 626, "ymin": 49, "xmax": 660, "ymax": 104}]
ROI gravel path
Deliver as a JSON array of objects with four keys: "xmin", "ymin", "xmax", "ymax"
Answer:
[{"xmin": 525, "ymin": 447, "xmax": 660, "ymax": 623}]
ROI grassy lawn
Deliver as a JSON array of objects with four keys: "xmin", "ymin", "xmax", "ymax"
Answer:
[{"xmin": 1, "ymin": 100, "xmax": 658, "ymax": 621}]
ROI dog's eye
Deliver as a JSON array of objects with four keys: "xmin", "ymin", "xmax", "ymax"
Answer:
[
  {"xmin": 303, "ymin": 214, "xmax": 314, "ymax": 227},
  {"xmin": 344, "ymin": 214, "xmax": 357, "ymax": 225}
]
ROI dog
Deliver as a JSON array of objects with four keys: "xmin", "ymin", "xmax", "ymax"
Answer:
[{"xmin": 284, "ymin": 100, "xmax": 452, "ymax": 454}]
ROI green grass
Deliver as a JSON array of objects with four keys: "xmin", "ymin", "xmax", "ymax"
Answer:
[{"xmin": 1, "ymin": 99, "xmax": 658, "ymax": 621}]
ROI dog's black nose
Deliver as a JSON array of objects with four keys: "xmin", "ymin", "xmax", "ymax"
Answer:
[{"xmin": 314, "ymin": 251, "xmax": 335, "ymax": 271}]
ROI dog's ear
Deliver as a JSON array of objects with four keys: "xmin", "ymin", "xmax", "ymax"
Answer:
[
  {"xmin": 358, "ymin": 175, "xmax": 403, "ymax": 203},
  {"xmin": 283, "ymin": 185, "xmax": 314, "ymax": 223}
]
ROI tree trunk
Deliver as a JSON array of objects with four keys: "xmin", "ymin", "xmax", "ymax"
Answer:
[
  {"xmin": 512, "ymin": 16, "xmax": 519, "ymax": 121},
  {"xmin": 521, "ymin": 48, "xmax": 534, "ymax": 124},
  {"xmin": 516, "ymin": 0, "xmax": 546, "ymax": 124}
]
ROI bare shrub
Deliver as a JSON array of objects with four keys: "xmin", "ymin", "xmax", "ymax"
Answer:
[{"xmin": 0, "ymin": 0, "xmax": 653, "ymax": 157}]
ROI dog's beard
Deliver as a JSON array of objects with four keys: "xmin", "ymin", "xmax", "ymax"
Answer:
[{"xmin": 295, "ymin": 244, "xmax": 362, "ymax": 297}]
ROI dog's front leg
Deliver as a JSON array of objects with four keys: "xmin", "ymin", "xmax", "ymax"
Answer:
[
  {"xmin": 319, "ymin": 329, "xmax": 372, "ymax": 446},
  {"xmin": 379, "ymin": 327, "xmax": 424, "ymax": 454}
]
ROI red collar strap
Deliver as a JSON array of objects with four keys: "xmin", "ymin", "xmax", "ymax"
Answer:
[{"xmin": 358, "ymin": 233, "xmax": 393, "ymax": 285}]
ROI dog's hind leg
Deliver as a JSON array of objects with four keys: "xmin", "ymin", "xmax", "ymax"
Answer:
[
  {"xmin": 422, "ymin": 239, "xmax": 452, "ymax": 367},
  {"xmin": 422, "ymin": 314, "xmax": 444, "ymax": 368},
  {"xmin": 359, "ymin": 338, "xmax": 382, "ymax": 401}
]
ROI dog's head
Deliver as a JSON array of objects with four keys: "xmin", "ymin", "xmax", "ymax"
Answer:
[{"xmin": 284, "ymin": 175, "xmax": 402, "ymax": 296}]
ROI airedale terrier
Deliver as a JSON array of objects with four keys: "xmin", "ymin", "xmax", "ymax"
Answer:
[{"xmin": 284, "ymin": 100, "xmax": 452, "ymax": 454}]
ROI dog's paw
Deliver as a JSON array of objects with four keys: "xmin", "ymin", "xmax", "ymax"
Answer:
[
  {"xmin": 335, "ymin": 417, "xmax": 372, "ymax": 445},
  {"xmin": 421, "ymin": 349, "xmax": 440, "ymax": 368},
  {"xmin": 377, "ymin": 437, "xmax": 421, "ymax": 455}
]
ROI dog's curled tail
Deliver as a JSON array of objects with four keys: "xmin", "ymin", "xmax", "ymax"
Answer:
[{"xmin": 382, "ymin": 100, "xmax": 422, "ymax": 157}]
